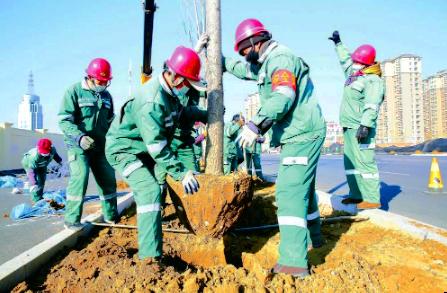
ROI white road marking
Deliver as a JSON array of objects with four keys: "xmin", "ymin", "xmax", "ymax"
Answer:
[{"xmin": 380, "ymin": 171, "xmax": 410, "ymax": 176}]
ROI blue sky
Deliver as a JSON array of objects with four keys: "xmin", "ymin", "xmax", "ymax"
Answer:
[{"xmin": 1, "ymin": 0, "xmax": 446, "ymax": 132}]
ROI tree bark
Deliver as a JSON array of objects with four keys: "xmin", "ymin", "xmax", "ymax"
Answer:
[{"xmin": 204, "ymin": 0, "xmax": 224, "ymax": 175}]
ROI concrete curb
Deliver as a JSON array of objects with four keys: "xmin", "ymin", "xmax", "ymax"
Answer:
[
  {"xmin": 0, "ymin": 192, "xmax": 135, "ymax": 291},
  {"xmin": 316, "ymin": 190, "xmax": 447, "ymax": 246}
]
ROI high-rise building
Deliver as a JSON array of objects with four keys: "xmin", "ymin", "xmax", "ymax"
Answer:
[
  {"xmin": 244, "ymin": 92, "xmax": 260, "ymax": 121},
  {"xmin": 377, "ymin": 54, "xmax": 424, "ymax": 144},
  {"xmin": 18, "ymin": 71, "xmax": 43, "ymax": 131},
  {"xmin": 244, "ymin": 92, "xmax": 270, "ymax": 151},
  {"xmin": 422, "ymin": 70, "xmax": 447, "ymax": 140},
  {"xmin": 325, "ymin": 121, "xmax": 343, "ymax": 147}
]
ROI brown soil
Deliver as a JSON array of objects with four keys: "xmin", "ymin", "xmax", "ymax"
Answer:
[
  {"xmin": 116, "ymin": 180, "xmax": 130, "ymax": 191},
  {"xmin": 12, "ymin": 184, "xmax": 447, "ymax": 293}
]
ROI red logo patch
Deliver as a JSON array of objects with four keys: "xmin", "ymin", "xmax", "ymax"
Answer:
[{"xmin": 271, "ymin": 69, "xmax": 296, "ymax": 91}]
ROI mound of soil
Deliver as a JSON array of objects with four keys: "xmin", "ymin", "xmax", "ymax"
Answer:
[{"xmin": 12, "ymin": 184, "xmax": 447, "ymax": 292}]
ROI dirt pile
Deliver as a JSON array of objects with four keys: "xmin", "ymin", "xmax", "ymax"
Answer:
[
  {"xmin": 167, "ymin": 173, "xmax": 253, "ymax": 237},
  {"xmin": 12, "ymin": 184, "xmax": 447, "ymax": 292}
]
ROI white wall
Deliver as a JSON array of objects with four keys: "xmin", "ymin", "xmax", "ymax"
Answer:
[{"xmin": 0, "ymin": 122, "xmax": 66, "ymax": 171}]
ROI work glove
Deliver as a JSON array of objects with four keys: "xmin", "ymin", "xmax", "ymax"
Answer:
[
  {"xmin": 328, "ymin": 30, "xmax": 341, "ymax": 45},
  {"xmin": 79, "ymin": 135, "xmax": 95, "ymax": 150},
  {"xmin": 182, "ymin": 170, "xmax": 200, "ymax": 195},
  {"xmin": 236, "ymin": 121, "xmax": 260, "ymax": 148},
  {"xmin": 194, "ymin": 33, "xmax": 209, "ymax": 53},
  {"xmin": 356, "ymin": 125, "xmax": 369, "ymax": 143}
]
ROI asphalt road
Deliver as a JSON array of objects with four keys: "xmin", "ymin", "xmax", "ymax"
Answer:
[
  {"xmin": 261, "ymin": 153, "xmax": 447, "ymax": 229},
  {"xmin": 0, "ymin": 175, "xmax": 107, "ymax": 265}
]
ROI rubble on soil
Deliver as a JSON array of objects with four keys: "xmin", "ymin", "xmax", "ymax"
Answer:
[{"xmin": 11, "ymin": 183, "xmax": 447, "ymax": 292}]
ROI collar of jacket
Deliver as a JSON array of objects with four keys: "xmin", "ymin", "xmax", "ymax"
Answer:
[
  {"xmin": 258, "ymin": 40, "xmax": 278, "ymax": 64},
  {"xmin": 362, "ymin": 62, "xmax": 382, "ymax": 77},
  {"xmin": 159, "ymin": 73, "xmax": 174, "ymax": 96},
  {"xmin": 81, "ymin": 78, "xmax": 91, "ymax": 90}
]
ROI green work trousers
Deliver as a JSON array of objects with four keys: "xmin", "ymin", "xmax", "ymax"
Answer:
[
  {"xmin": 107, "ymin": 152, "xmax": 162, "ymax": 259},
  {"xmin": 343, "ymin": 128, "xmax": 380, "ymax": 203},
  {"xmin": 246, "ymin": 152, "xmax": 263, "ymax": 179},
  {"xmin": 276, "ymin": 135, "xmax": 324, "ymax": 268},
  {"xmin": 28, "ymin": 168, "xmax": 47, "ymax": 202},
  {"xmin": 65, "ymin": 148, "xmax": 118, "ymax": 224},
  {"xmin": 224, "ymin": 154, "xmax": 239, "ymax": 175}
]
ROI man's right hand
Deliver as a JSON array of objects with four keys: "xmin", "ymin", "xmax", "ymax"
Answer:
[
  {"xmin": 80, "ymin": 136, "xmax": 95, "ymax": 150},
  {"xmin": 182, "ymin": 170, "xmax": 200, "ymax": 195},
  {"xmin": 328, "ymin": 30, "xmax": 341, "ymax": 45}
]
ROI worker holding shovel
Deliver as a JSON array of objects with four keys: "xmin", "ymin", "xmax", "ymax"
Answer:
[
  {"xmin": 105, "ymin": 46, "xmax": 206, "ymax": 269},
  {"xmin": 22, "ymin": 138, "xmax": 63, "ymax": 203},
  {"xmin": 328, "ymin": 31, "xmax": 384, "ymax": 210},
  {"xmin": 221, "ymin": 18, "xmax": 326, "ymax": 277}
]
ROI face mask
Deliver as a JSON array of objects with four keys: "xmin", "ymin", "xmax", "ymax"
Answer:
[
  {"xmin": 245, "ymin": 47, "xmax": 259, "ymax": 64},
  {"xmin": 352, "ymin": 63, "xmax": 365, "ymax": 72},
  {"xmin": 87, "ymin": 78, "xmax": 108, "ymax": 93},
  {"xmin": 91, "ymin": 85, "xmax": 106, "ymax": 93},
  {"xmin": 172, "ymin": 84, "xmax": 189, "ymax": 97}
]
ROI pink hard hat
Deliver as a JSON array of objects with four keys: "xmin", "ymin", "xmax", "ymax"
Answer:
[
  {"xmin": 85, "ymin": 58, "xmax": 112, "ymax": 81},
  {"xmin": 351, "ymin": 45, "xmax": 376, "ymax": 66},
  {"xmin": 234, "ymin": 18, "xmax": 270, "ymax": 52},
  {"xmin": 37, "ymin": 138, "xmax": 52, "ymax": 155},
  {"xmin": 166, "ymin": 46, "xmax": 201, "ymax": 81}
]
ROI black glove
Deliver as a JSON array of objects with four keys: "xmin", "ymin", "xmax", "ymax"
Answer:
[
  {"xmin": 328, "ymin": 30, "xmax": 341, "ymax": 45},
  {"xmin": 356, "ymin": 125, "xmax": 369, "ymax": 143}
]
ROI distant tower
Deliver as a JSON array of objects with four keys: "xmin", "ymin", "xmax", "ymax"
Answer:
[
  {"xmin": 128, "ymin": 59, "xmax": 133, "ymax": 97},
  {"xmin": 17, "ymin": 71, "xmax": 43, "ymax": 130}
]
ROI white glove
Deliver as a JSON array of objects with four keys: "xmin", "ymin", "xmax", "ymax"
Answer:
[
  {"xmin": 181, "ymin": 170, "xmax": 200, "ymax": 195},
  {"xmin": 29, "ymin": 185, "xmax": 39, "ymax": 193},
  {"xmin": 236, "ymin": 124, "xmax": 259, "ymax": 148},
  {"xmin": 80, "ymin": 136, "xmax": 95, "ymax": 150},
  {"xmin": 194, "ymin": 33, "xmax": 209, "ymax": 53}
]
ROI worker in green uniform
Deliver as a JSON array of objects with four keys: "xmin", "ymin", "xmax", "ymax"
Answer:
[
  {"xmin": 224, "ymin": 114, "xmax": 244, "ymax": 174},
  {"xmin": 245, "ymin": 136, "xmax": 265, "ymax": 181},
  {"xmin": 154, "ymin": 35, "xmax": 208, "ymax": 199},
  {"xmin": 105, "ymin": 46, "xmax": 205, "ymax": 267},
  {"xmin": 329, "ymin": 31, "xmax": 384, "ymax": 210},
  {"xmin": 58, "ymin": 58, "xmax": 118, "ymax": 229},
  {"xmin": 22, "ymin": 138, "xmax": 63, "ymax": 203},
  {"xmin": 222, "ymin": 18, "xmax": 326, "ymax": 277}
]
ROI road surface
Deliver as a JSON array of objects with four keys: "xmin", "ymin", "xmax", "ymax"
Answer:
[{"xmin": 261, "ymin": 153, "xmax": 447, "ymax": 229}]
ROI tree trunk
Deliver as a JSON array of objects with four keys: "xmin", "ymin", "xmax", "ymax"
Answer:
[{"xmin": 204, "ymin": 0, "xmax": 224, "ymax": 175}]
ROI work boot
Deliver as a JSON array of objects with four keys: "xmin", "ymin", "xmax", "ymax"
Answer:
[
  {"xmin": 143, "ymin": 257, "xmax": 165, "ymax": 272},
  {"xmin": 341, "ymin": 198, "xmax": 362, "ymax": 204},
  {"xmin": 272, "ymin": 263, "xmax": 310, "ymax": 279},
  {"xmin": 357, "ymin": 201, "xmax": 381, "ymax": 210},
  {"xmin": 64, "ymin": 221, "xmax": 85, "ymax": 231}
]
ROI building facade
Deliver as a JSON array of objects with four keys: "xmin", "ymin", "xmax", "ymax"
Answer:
[
  {"xmin": 17, "ymin": 72, "xmax": 43, "ymax": 131},
  {"xmin": 377, "ymin": 55, "xmax": 424, "ymax": 145},
  {"xmin": 325, "ymin": 121, "xmax": 343, "ymax": 147},
  {"xmin": 244, "ymin": 92, "xmax": 260, "ymax": 121},
  {"xmin": 423, "ymin": 70, "xmax": 447, "ymax": 140},
  {"xmin": 244, "ymin": 92, "xmax": 271, "ymax": 151}
]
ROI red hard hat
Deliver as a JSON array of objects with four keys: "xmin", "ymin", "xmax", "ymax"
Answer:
[
  {"xmin": 85, "ymin": 58, "xmax": 112, "ymax": 82},
  {"xmin": 37, "ymin": 138, "xmax": 52, "ymax": 155},
  {"xmin": 351, "ymin": 45, "xmax": 376, "ymax": 66},
  {"xmin": 166, "ymin": 46, "xmax": 201, "ymax": 81},
  {"xmin": 234, "ymin": 18, "xmax": 269, "ymax": 52}
]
